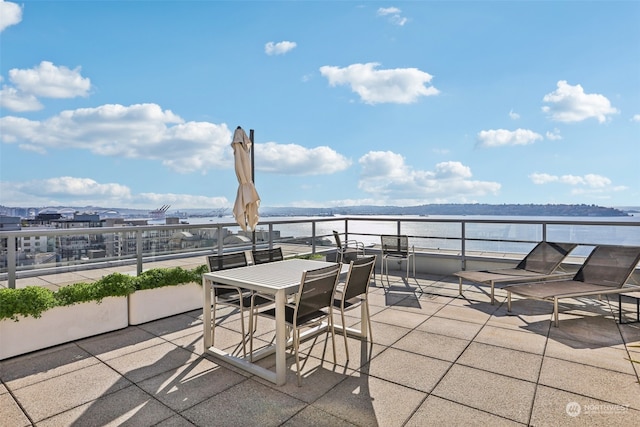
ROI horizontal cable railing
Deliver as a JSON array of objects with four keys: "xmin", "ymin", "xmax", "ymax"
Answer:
[{"xmin": 1, "ymin": 216, "xmax": 639, "ymax": 288}]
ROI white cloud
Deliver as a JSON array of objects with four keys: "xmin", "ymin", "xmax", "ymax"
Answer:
[
  {"xmin": 0, "ymin": 86, "xmax": 43, "ymax": 111},
  {"xmin": 542, "ymin": 80, "xmax": 618, "ymax": 123},
  {"xmin": 529, "ymin": 173, "xmax": 557, "ymax": 185},
  {"xmin": 0, "ymin": 102, "xmax": 352, "ymax": 177},
  {"xmin": 257, "ymin": 142, "xmax": 351, "ymax": 175},
  {"xmin": 477, "ymin": 128, "xmax": 543, "ymax": 147},
  {"xmin": 9, "ymin": 61, "xmax": 91, "ymax": 98},
  {"xmin": 319, "ymin": 62, "xmax": 439, "ymax": 104},
  {"xmin": 358, "ymin": 151, "xmax": 500, "ymax": 204},
  {"xmin": 632, "ymin": 114, "xmax": 640, "ymax": 122},
  {"xmin": 545, "ymin": 129, "xmax": 562, "ymax": 140},
  {"xmin": 509, "ymin": 109, "xmax": 520, "ymax": 120},
  {"xmin": 529, "ymin": 172, "xmax": 626, "ymax": 198},
  {"xmin": 0, "ymin": 103, "xmax": 235, "ymax": 173},
  {"xmin": 265, "ymin": 41, "xmax": 297, "ymax": 55},
  {"xmin": 0, "ymin": 0, "xmax": 22, "ymax": 32},
  {"xmin": 1, "ymin": 61, "xmax": 92, "ymax": 112},
  {"xmin": 377, "ymin": 7, "xmax": 401, "ymax": 15},
  {"xmin": 0, "ymin": 177, "xmax": 230, "ymax": 209},
  {"xmin": 377, "ymin": 6, "xmax": 408, "ymax": 26}
]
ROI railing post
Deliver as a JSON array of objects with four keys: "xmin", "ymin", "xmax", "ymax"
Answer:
[
  {"xmin": 7, "ymin": 235, "xmax": 16, "ymax": 289},
  {"xmin": 136, "ymin": 230, "xmax": 143, "ymax": 275},
  {"xmin": 344, "ymin": 219, "xmax": 349, "ymax": 241},
  {"xmin": 311, "ymin": 221, "xmax": 316, "ymax": 254},
  {"xmin": 217, "ymin": 224, "xmax": 224, "ymax": 254},
  {"xmin": 542, "ymin": 222, "xmax": 547, "ymax": 242},
  {"xmin": 461, "ymin": 221, "xmax": 466, "ymax": 271},
  {"xmin": 268, "ymin": 223, "xmax": 274, "ymax": 249}
]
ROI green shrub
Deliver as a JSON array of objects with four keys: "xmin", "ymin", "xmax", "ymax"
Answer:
[
  {"xmin": 0, "ymin": 265, "xmax": 208, "ymax": 321},
  {"xmin": 54, "ymin": 272, "xmax": 135, "ymax": 307},
  {"xmin": 133, "ymin": 265, "xmax": 208, "ymax": 290},
  {"xmin": 0, "ymin": 287, "xmax": 57, "ymax": 321}
]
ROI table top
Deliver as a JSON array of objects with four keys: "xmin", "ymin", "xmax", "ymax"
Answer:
[{"xmin": 202, "ymin": 258, "xmax": 342, "ymax": 294}]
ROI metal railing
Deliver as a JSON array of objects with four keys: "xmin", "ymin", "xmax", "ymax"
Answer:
[{"xmin": 2, "ymin": 216, "xmax": 639, "ymax": 288}]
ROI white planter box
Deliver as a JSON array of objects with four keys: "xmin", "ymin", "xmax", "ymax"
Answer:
[
  {"xmin": 0, "ymin": 296, "xmax": 128, "ymax": 360},
  {"xmin": 128, "ymin": 283, "xmax": 202, "ymax": 325}
]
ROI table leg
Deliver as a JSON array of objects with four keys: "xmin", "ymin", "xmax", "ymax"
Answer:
[
  {"xmin": 274, "ymin": 289, "xmax": 287, "ymax": 386},
  {"xmin": 360, "ymin": 301, "xmax": 368, "ymax": 339},
  {"xmin": 203, "ymin": 277, "xmax": 212, "ymax": 349}
]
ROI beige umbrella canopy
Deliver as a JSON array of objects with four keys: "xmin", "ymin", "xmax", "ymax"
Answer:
[{"xmin": 231, "ymin": 126, "xmax": 260, "ymax": 231}]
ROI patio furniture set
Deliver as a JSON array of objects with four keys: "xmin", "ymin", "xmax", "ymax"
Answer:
[
  {"xmin": 201, "ymin": 235, "xmax": 640, "ymax": 386},
  {"xmin": 202, "ymin": 247, "xmax": 375, "ymax": 386}
]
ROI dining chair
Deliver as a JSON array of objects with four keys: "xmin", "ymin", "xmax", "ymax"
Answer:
[
  {"xmin": 251, "ymin": 263, "xmax": 342, "ymax": 386},
  {"xmin": 251, "ymin": 247, "xmax": 284, "ymax": 264},
  {"xmin": 333, "ymin": 230, "xmax": 365, "ymax": 263},
  {"xmin": 380, "ymin": 234, "xmax": 415, "ymax": 281},
  {"xmin": 207, "ymin": 252, "xmax": 270, "ymax": 357},
  {"xmin": 333, "ymin": 255, "xmax": 376, "ymax": 361}
]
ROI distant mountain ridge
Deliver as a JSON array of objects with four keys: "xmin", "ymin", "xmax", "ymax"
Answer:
[
  {"xmin": 1, "ymin": 203, "xmax": 634, "ymax": 218},
  {"xmin": 263, "ymin": 204, "xmax": 631, "ymax": 217}
]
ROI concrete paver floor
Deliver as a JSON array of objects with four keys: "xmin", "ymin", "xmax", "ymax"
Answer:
[{"xmin": 2, "ymin": 272, "xmax": 640, "ymax": 426}]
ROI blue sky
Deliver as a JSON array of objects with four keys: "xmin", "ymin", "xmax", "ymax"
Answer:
[{"xmin": 1, "ymin": 0, "xmax": 639, "ymax": 213}]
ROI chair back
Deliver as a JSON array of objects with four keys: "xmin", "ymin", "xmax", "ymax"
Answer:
[
  {"xmin": 516, "ymin": 241, "xmax": 577, "ymax": 274},
  {"xmin": 333, "ymin": 231, "xmax": 342, "ymax": 249},
  {"xmin": 207, "ymin": 252, "xmax": 248, "ymax": 272},
  {"xmin": 574, "ymin": 245, "xmax": 640, "ymax": 287},
  {"xmin": 381, "ymin": 235, "xmax": 409, "ymax": 256},
  {"xmin": 294, "ymin": 264, "xmax": 341, "ymax": 323},
  {"xmin": 252, "ymin": 247, "xmax": 284, "ymax": 265},
  {"xmin": 207, "ymin": 252, "xmax": 248, "ymax": 296},
  {"xmin": 342, "ymin": 256, "xmax": 376, "ymax": 301}
]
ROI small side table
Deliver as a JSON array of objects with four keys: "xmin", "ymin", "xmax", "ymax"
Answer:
[{"xmin": 618, "ymin": 291, "xmax": 640, "ymax": 324}]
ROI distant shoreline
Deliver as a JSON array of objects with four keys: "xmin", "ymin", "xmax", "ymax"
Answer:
[{"xmin": 1, "ymin": 203, "xmax": 636, "ymax": 219}]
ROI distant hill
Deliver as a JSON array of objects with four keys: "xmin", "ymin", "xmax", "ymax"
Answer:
[
  {"xmin": 1, "ymin": 203, "xmax": 634, "ymax": 218},
  {"xmin": 262, "ymin": 204, "xmax": 632, "ymax": 217}
]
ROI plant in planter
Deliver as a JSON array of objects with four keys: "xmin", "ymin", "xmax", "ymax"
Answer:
[
  {"xmin": 127, "ymin": 264, "xmax": 209, "ymax": 325},
  {"xmin": 0, "ymin": 272, "xmax": 135, "ymax": 360},
  {"xmin": 0, "ymin": 286, "xmax": 57, "ymax": 322},
  {"xmin": 0, "ymin": 272, "xmax": 135, "ymax": 322},
  {"xmin": 132, "ymin": 265, "xmax": 208, "ymax": 291}
]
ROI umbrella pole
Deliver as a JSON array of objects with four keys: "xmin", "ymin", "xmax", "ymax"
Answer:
[{"xmin": 250, "ymin": 129, "xmax": 256, "ymax": 251}]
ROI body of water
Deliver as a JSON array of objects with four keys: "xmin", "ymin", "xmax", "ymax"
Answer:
[{"xmin": 183, "ymin": 214, "xmax": 640, "ymax": 257}]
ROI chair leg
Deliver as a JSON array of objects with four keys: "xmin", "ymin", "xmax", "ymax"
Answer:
[
  {"xmin": 329, "ymin": 315, "xmax": 337, "ymax": 365},
  {"xmin": 341, "ymin": 308, "xmax": 349, "ymax": 361},
  {"xmin": 490, "ymin": 281, "xmax": 495, "ymax": 305},
  {"xmin": 295, "ymin": 328, "xmax": 302, "ymax": 387},
  {"xmin": 412, "ymin": 254, "xmax": 415, "ymax": 278},
  {"xmin": 365, "ymin": 300, "xmax": 373, "ymax": 343},
  {"xmin": 553, "ymin": 298, "xmax": 559, "ymax": 327}
]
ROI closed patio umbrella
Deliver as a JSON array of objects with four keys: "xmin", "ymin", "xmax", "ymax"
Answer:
[{"xmin": 231, "ymin": 126, "xmax": 260, "ymax": 232}]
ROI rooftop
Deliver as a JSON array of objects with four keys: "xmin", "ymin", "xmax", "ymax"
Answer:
[{"xmin": 2, "ymin": 269, "xmax": 640, "ymax": 426}]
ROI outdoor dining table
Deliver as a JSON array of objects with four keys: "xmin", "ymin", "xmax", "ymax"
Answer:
[{"xmin": 202, "ymin": 258, "xmax": 348, "ymax": 386}]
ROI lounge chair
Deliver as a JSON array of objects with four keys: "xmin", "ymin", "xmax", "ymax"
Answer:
[
  {"xmin": 454, "ymin": 241, "xmax": 577, "ymax": 304},
  {"xmin": 504, "ymin": 245, "xmax": 640, "ymax": 327}
]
